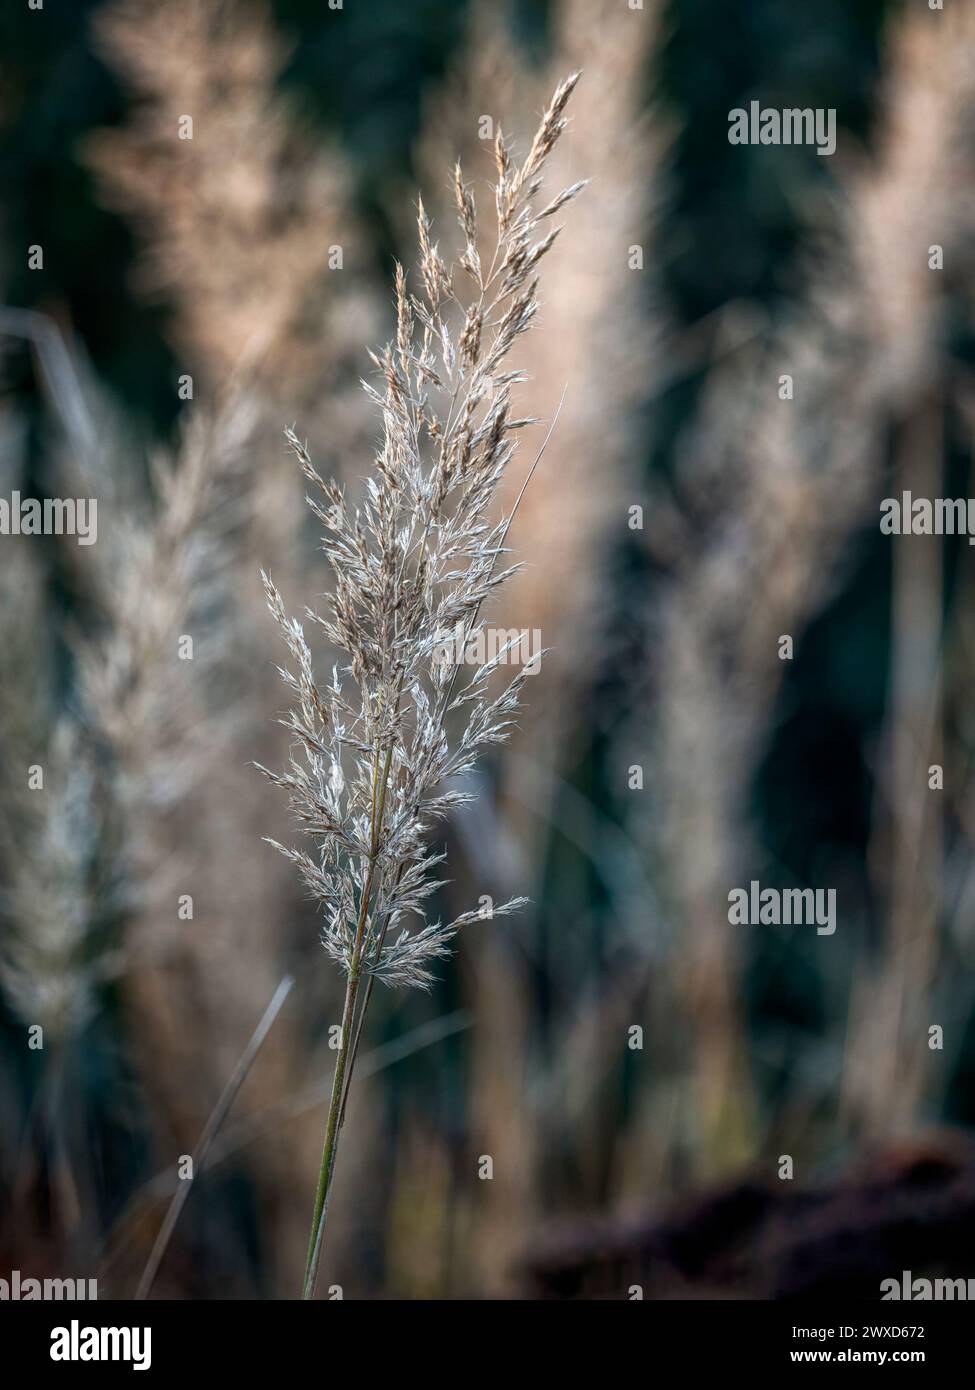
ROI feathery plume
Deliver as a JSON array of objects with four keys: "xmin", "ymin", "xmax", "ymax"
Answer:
[{"xmin": 260, "ymin": 73, "xmax": 585, "ymax": 1297}]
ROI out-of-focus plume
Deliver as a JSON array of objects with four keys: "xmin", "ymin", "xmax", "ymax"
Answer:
[
  {"xmin": 847, "ymin": 2, "xmax": 975, "ymax": 409},
  {"xmin": 655, "ymin": 298, "xmax": 878, "ymax": 1174},
  {"xmin": 81, "ymin": 1, "xmax": 385, "ymax": 1287},
  {"xmin": 0, "ymin": 529, "xmax": 109, "ymax": 1045},
  {"xmin": 84, "ymin": 0, "xmax": 381, "ymax": 599},
  {"xmin": 652, "ymin": 0, "xmax": 975, "ymax": 1167},
  {"xmin": 839, "ymin": 0, "xmax": 975, "ymax": 1139},
  {"xmin": 85, "ymin": 0, "xmax": 375, "ymax": 413},
  {"xmin": 412, "ymin": 0, "xmax": 663, "ymax": 1290}
]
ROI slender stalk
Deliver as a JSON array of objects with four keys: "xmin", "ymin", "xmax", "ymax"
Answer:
[
  {"xmin": 302, "ymin": 743, "xmax": 393, "ymax": 1299},
  {"xmin": 137, "ymin": 974, "xmax": 294, "ymax": 1300},
  {"xmin": 301, "ymin": 964, "xmax": 359, "ymax": 1299}
]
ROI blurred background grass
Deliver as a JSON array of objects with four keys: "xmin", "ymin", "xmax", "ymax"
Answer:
[{"xmin": 4, "ymin": 0, "xmax": 975, "ymax": 1299}]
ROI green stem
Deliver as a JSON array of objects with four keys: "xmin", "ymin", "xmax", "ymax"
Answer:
[
  {"xmin": 301, "ymin": 965, "xmax": 359, "ymax": 1299},
  {"xmin": 302, "ymin": 741, "xmax": 394, "ymax": 1299}
]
